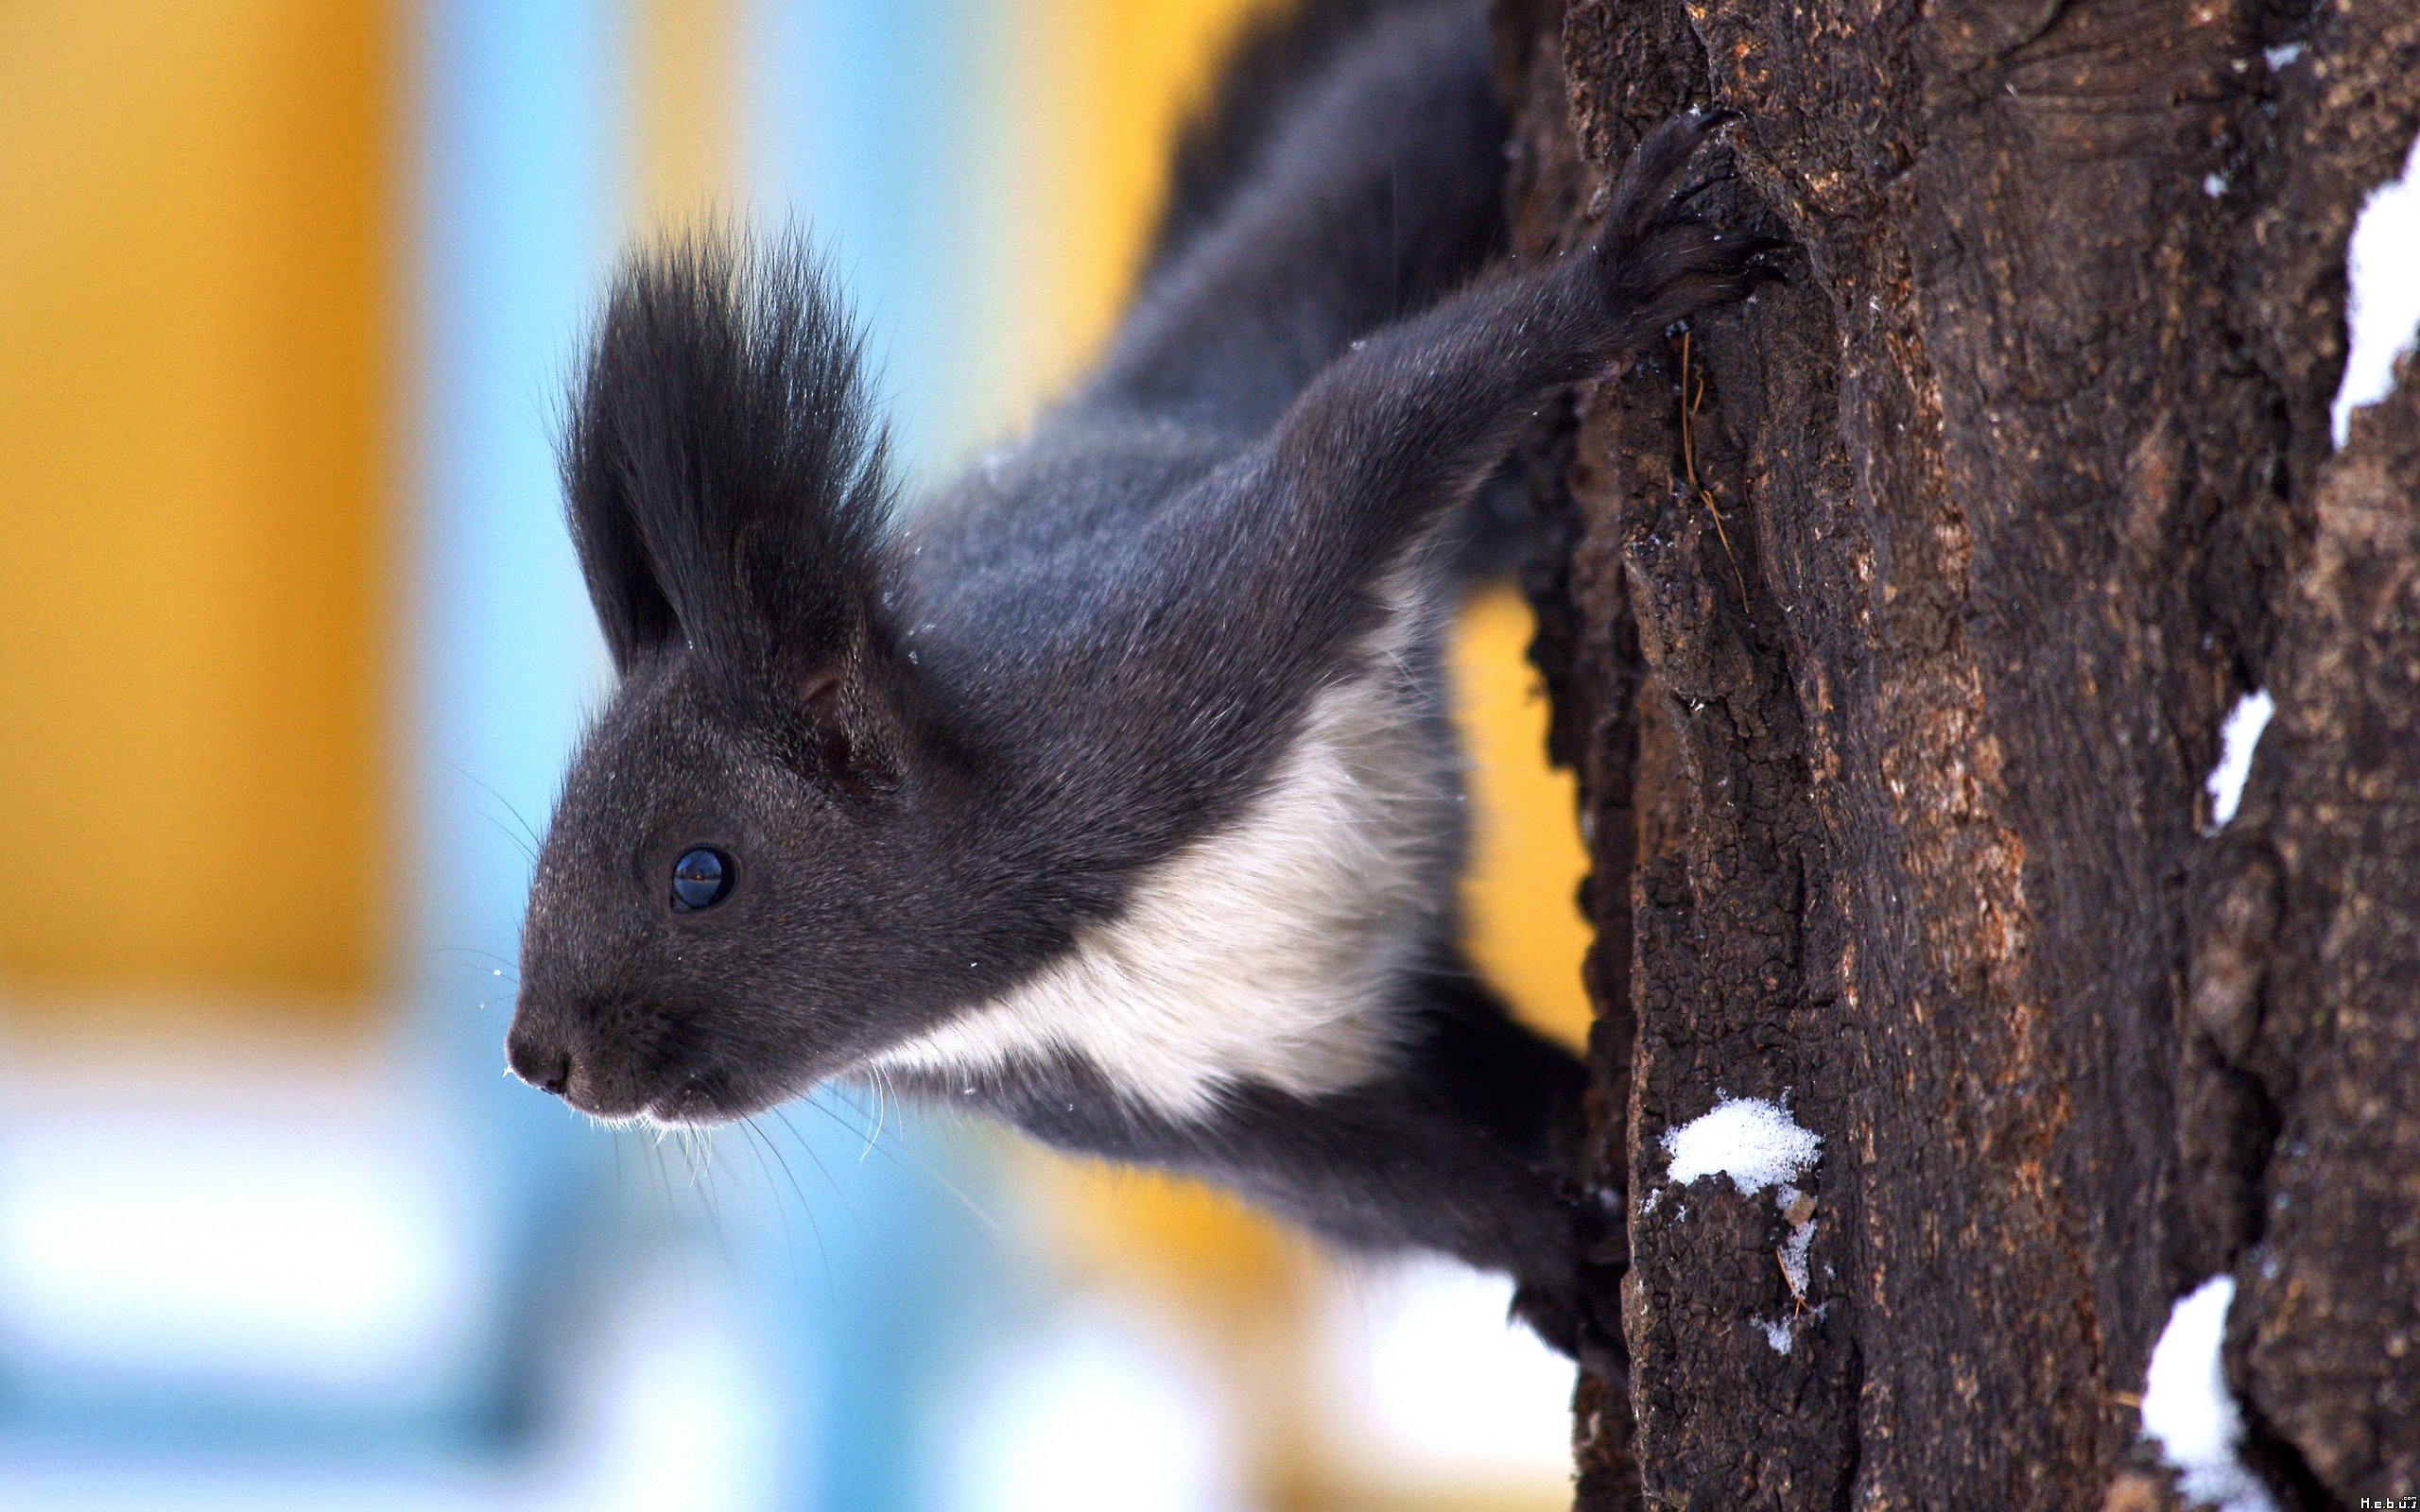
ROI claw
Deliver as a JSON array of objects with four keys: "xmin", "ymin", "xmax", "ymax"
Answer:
[
  {"xmin": 1603, "ymin": 112, "xmax": 1736, "ymax": 232},
  {"xmin": 1739, "ymin": 234, "xmax": 1792, "ymax": 287},
  {"xmin": 1585, "ymin": 108, "xmax": 1790, "ymax": 335},
  {"xmin": 1660, "ymin": 167, "xmax": 1742, "ymax": 223}
]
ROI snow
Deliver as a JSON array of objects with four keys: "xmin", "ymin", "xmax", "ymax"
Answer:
[
  {"xmin": 1752, "ymin": 1302, "xmax": 1828, "ymax": 1357},
  {"xmin": 2203, "ymin": 173, "xmax": 2229, "ymax": 198},
  {"xmin": 2332, "ymin": 128, "xmax": 2420, "ymax": 448},
  {"xmin": 2139, "ymin": 1277, "xmax": 2281, "ymax": 1512},
  {"xmin": 1775, "ymin": 1187, "xmax": 1815, "ymax": 1297},
  {"xmin": 1661, "ymin": 1096, "xmax": 1822, "ymax": 1196},
  {"xmin": 1663, "ymin": 1100, "xmax": 1827, "ymax": 1361},
  {"xmin": 2204, "ymin": 690, "xmax": 2273, "ymax": 833},
  {"xmin": 2262, "ymin": 42, "xmax": 2304, "ymax": 70}
]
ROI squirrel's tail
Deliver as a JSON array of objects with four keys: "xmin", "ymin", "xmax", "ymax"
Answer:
[
  {"xmin": 1089, "ymin": 0, "xmax": 1505, "ymax": 436},
  {"xmin": 1140, "ymin": 0, "xmax": 1468, "ymax": 283}
]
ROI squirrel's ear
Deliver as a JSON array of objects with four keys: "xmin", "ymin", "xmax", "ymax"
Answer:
[
  {"xmin": 560, "ymin": 424, "xmax": 681, "ymax": 674},
  {"xmin": 560, "ymin": 226, "xmax": 891, "ymax": 680},
  {"xmin": 795, "ymin": 639, "xmax": 911, "ymax": 792}
]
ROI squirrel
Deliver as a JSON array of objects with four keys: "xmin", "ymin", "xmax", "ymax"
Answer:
[{"xmin": 507, "ymin": 0, "xmax": 1778, "ymax": 1370}]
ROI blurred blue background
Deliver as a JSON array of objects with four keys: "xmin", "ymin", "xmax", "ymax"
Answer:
[{"xmin": 0, "ymin": 3, "xmax": 1586, "ymax": 1506}]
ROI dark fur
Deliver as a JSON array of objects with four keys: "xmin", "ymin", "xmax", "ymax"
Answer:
[
  {"xmin": 510, "ymin": 0, "xmax": 1777, "ymax": 1368},
  {"xmin": 1143, "ymin": 0, "xmax": 1418, "ymax": 279}
]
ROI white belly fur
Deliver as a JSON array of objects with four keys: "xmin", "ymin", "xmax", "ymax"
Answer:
[{"xmin": 862, "ymin": 612, "xmax": 1455, "ymax": 1122}]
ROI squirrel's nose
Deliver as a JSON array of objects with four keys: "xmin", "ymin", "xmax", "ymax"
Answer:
[{"xmin": 506, "ymin": 1022, "xmax": 574, "ymax": 1096}]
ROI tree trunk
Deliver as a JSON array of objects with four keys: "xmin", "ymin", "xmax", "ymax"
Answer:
[{"xmin": 1488, "ymin": 2, "xmax": 2420, "ymax": 1507}]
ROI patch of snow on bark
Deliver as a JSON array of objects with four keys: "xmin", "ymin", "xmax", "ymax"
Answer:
[
  {"xmin": 2262, "ymin": 42, "xmax": 2304, "ymax": 69},
  {"xmin": 2204, "ymin": 690, "xmax": 2273, "ymax": 833},
  {"xmin": 2140, "ymin": 1276, "xmax": 2280, "ymax": 1512},
  {"xmin": 1753, "ymin": 1302, "xmax": 1827, "ymax": 1357},
  {"xmin": 1662, "ymin": 1097, "xmax": 1821, "ymax": 1196},
  {"xmin": 2203, "ymin": 172, "xmax": 2229, "ymax": 198},
  {"xmin": 2332, "ymin": 129, "xmax": 2420, "ymax": 448},
  {"xmin": 1776, "ymin": 1187, "xmax": 1815, "ymax": 1297}
]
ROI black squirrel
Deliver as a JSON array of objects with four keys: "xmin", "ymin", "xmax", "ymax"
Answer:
[{"xmin": 507, "ymin": 0, "xmax": 1777, "ymax": 1370}]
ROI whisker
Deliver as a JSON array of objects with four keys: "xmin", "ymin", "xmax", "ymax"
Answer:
[
  {"xmin": 868, "ymin": 1070, "xmax": 894, "ymax": 1158},
  {"xmin": 645, "ymin": 1131, "xmax": 680, "ymax": 1234},
  {"xmin": 475, "ymin": 808, "xmax": 540, "ymax": 868},
  {"xmin": 743, "ymin": 1117, "xmax": 835, "ymax": 1302},
  {"xmin": 683, "ymin": 1128, "xmax": 741, "ymax": 1278},
  {"xmin": 447, "ymin": 760, "xmax": 547, "ymax": 853},
  {"xmin": 794, "ymin": 1091, "xmax": 1002, "ymax": 1245},
  {"xmin": 726, "ymin": 1120, "xmax": 791, "ymax": 1251},
  {"xmin": 426, "ymin": 945, "xmax": 520, "ymax": 972},
  {"xmin": 764, "ymin": 1106, "xmax": 868, "ymax": 1241}
]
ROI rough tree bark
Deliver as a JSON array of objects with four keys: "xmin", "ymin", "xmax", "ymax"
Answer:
[{"xmin": 1487, "ymin": 1, "xmax": 2420, "ymax": 1507}]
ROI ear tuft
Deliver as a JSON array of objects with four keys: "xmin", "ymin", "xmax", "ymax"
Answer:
[{"xmin": 561, "ymin": 226, "xmax": 891, "ymax": 679}]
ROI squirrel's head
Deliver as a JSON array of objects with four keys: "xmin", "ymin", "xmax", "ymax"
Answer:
[{"xmin": 509, "ymin": 232, "xmax": 972, "ymax": 1124}]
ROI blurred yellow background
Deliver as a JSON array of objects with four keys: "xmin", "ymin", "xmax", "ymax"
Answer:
[{"xmin": 0, "ymin": 2, "xmax": 400, "ymax": 1010}]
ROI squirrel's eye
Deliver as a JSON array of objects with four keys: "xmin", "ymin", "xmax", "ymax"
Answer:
[{"xmin": 670, "ymin": 847, "xmax": 735, "ymax": 911}]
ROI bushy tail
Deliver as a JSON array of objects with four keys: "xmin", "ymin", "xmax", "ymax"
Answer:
[
  {"xmin": 1141, "ymin": 0, "xmax": 1440, "ymax": 280},
  {"xmin": 1091, "ymin": 0, "xmax": 1504, "ymax": 435}
]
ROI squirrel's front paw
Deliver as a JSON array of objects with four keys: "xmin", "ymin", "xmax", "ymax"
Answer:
[
  {"xmin": 1509, "ymin": 1195, "xmax": 1629, "ymax": 1380},
  {"xmin": 1591, "ymin": 111, "xmax": 1788, "ymax": 339}
]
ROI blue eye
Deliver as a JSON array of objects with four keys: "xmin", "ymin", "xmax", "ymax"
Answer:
[{"xmin": 670, "ymin": 847, "xmax": 734, "ymax": 910}]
